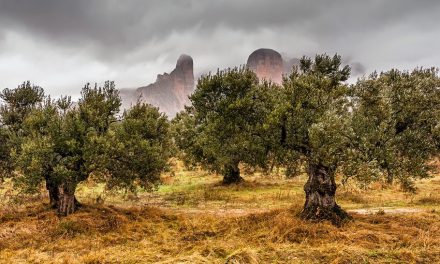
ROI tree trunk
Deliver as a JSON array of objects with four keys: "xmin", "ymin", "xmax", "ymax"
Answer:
[
  {"xmin": 57, "ymin": 184, "xmax": 77, "ymax": 216},
  {"xmin": 386, "ymin": 168, "xmax": 393, "ymax": 185},
  {"xmin": 222, "ymin": 162, "xmax": 242, "ymax": 185},
  {"xmin": 300, "ymin": 163, "xmax": 351, "ymax": 226},
  {"xmin": 45, "ymin": 178, "xmax": 59, "ymax": 208}
]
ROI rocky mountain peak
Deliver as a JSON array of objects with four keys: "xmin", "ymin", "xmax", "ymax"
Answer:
[
  {"xmin": 247, "ymin": 48, "xmax": 284, "ymax": 84},
  {"xmin": 176, "ymin": 54, "xmax": 193, "ymax": 69},
  {"xmin": 120, "ymin": 54, "xmax": 195, "ymax": 117}
]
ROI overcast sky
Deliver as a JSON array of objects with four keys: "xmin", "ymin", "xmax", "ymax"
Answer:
[{"xmin": 1, "ymin": 0, "xmax": 439, "ymax": 98}]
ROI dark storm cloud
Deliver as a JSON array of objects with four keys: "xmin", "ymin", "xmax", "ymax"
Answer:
[
  {"xmin": 1, "ymin": 0, "xmax": 438, "ymax": 57},
  {"xmin": 0, "ymin": 0, "xmax": 439, "ymax": 95}
]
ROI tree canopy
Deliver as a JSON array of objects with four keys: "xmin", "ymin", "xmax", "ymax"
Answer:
[
  {"xmin": 274, "ymin": 54, "xmax": 352, "ymax": 224},
  {"xmin": 0, "ymin": 81, "xmax": 45, "ymax": 182},
  {"xmin": 2, "ymin": 81, "xmax": 171, "ymax": 215},
  {"xmin": 174, "ymin": 67, "xmax": 277, "ymax": 184},
  {"xmin": 348, "ymin": 68, "xmax": 440, "ymax": 191},
  {"xmin": 0, "ymin": 81, "xmax": 45, "ymax": 134},
  {"xmin": 94, "ymin": 101, "xmax": 172, "ymax": 193}
]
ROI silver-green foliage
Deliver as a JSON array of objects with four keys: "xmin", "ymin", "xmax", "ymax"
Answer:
[{"xmin": 348, "ymin": 68, "xmax": 440, "ymax": 191}]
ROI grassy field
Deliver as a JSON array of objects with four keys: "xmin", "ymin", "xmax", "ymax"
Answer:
[{"xmin": 1, "ymin": 161, "xmax": 440, "ymax": 263}]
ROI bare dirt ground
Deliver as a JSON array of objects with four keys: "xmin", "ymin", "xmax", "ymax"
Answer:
[
  {"xmin": 348, "ymin": 207, "xmax": 427, "ymax": 215},
  {"xmin": 168, "ymin": 207, "xmax": 429, "ymax": 217}
]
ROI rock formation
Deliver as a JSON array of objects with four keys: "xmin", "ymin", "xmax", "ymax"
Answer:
[
  {"xmin": 120, "ymin": 54, "xmax": 194, "ymax": 117},
  {"xmin": 246, "ymin": 48, "xmax": 284, "ymax": 84},
  {"xmin": 120, "ymin": 50, "xmax": 304, "ymax": 117}
]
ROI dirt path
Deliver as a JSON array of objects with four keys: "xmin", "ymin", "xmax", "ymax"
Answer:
[
  {"xmin": 168, "ymin": 207, "xmax": 272, "ymax": 217},
  {"xmin": 162, "ymin": 206, "xmax": 431, "ymax": 217},
  {"xmin": 348, "ymin": 207, "xmax": 427, "ymax": 215}
]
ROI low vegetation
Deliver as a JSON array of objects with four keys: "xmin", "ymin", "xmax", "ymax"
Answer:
[{"xmin": 0, "ymin": 162, "xmax": 439, "ymax": 263}]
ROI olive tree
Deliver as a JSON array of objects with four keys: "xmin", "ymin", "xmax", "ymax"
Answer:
[
  {"xmin": 347, "ymin": 68, "xmax": 440, "ymax": 191},
  {"xmin": 175, "ymin": 67, "xmax": 276, "ymax": 184},
  {"xmin": 275, "ymin": 54, "xmax": 352, "ymax": 225},
  {"xmin": 15, "ymin": 82, "xmax": 171, "ymax": 215},
  {"xmin": 276, "ymin": 54, "xmax": 440, "ymax": 225},
  {"xmin": 15, "ymin": 82, "xmax": 120, "ymax": 215},
  {"xmin": 94, "ymin": 101, "xmax": 172, "ymax": 193}
]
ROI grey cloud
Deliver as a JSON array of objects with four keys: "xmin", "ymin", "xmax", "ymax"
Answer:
[
  {"xmin": 0, "ymin": 0, "xmax": 439, "ymax": 96},
  {"xmin": 2, "ymin": 0, "xmax": 439, "ymax": 56}
]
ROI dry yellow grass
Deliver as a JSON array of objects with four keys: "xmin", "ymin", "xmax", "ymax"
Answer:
[
  {"xmin": 1, "ymin": 203, "xmax": 440, "ymax": 263},
  {"xmin": 1, "ymin": 161, "xmax": 440, "ymax": 263}
]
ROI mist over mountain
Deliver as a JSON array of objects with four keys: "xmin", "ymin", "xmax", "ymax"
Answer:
[
  {"xmin": 120, "ymin": 48, "xmax": 368, "ymax": 117},
  {"xmin": 120, "ymin": 55, "xmax": 194, "ymax": 117}
]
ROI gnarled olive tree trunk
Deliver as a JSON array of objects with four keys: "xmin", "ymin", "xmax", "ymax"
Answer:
[
  {"xmin": 44, "ymin": 172, "xmax": 60, "ymax": 208},
  {"xmin": 300, "ymin": 163, "xmax": 351, "ymax": 226},
  {"xmin": 57, "ymin": 183, "xmax": 78, "ymax": 216},
  {"xmin": 222, "ymin": 161, "xmax": 242, "ymax": 185},
  {"xmin": 45, "ymin": 179, "xmax": 59, "ymax": 208},
  {"xmin": 45, "ymin": 177, "xmax": 81, "ymax": 213}
]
